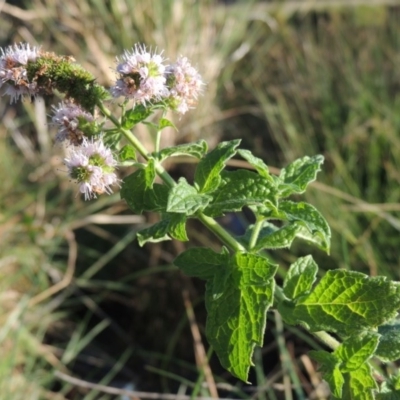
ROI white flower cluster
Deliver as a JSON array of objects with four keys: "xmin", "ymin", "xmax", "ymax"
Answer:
[
  {"xmin": 1, "ymin": 42, "xmax": 205, "ymax": 201},
  {"xmin": 0, "ymin": 43, "xmax": 41, "ymax": 103},
  {"xmin": 166, "ymin": 56, "xmax": 204, "ymax": 115},
  {"xmin": 111, "ymin": 45, "xmax": 204, "ymax": 115},
  {"xmin": 52, "ymin": 101, "xmax": 95, "ymax": 145},
  {"xmin": 64, "ymin": 138, "xmax": 119, "ymax": 200}
]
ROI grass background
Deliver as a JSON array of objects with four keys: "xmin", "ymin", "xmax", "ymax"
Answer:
[{"xmin": 1, "ymin": 0, "xmax": 399, "ymax": 398}]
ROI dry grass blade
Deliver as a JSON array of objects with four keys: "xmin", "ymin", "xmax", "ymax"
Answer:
[{"xmin": 182, "ymin": 289, "xmax": 218, "ymax": 398}]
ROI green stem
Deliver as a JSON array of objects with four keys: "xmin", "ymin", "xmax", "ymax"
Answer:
[
  {"xmin": 311, "ymin": 330, "xmax": 340, "ymax": 350},
  {"xmin": 155, "ymin": 129, "xmax": 162, "ymax": 153},
  {"xmin": 197, "ymin": 213, "xmax": 246, "ymax": 252},
  {"xmin": 97, "ymin": 101, "xmax": 245, "ymax": 252},
  {"xmin": 97, "ymin": 102, "xmax": 176, "ymax": 188},
  {"xmin": 97, "ymin": 102, "xmax": 148, "ymax": 159},
  {"xmin": 248, "ymin": 217, "xmax": 264, "ymax": 250}
]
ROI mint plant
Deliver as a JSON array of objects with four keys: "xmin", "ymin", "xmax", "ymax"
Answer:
[{"xmin": 2, "ymin": 43, "xmax": 400, "ymax": 399}]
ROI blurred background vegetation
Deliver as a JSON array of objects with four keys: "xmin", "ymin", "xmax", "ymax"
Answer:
[{"xmin": 1, "ymin": 0, "xmax": 400, "ymax": 398}]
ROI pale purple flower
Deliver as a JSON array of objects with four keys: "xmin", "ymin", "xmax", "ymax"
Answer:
[
  {"xmin": 0, "ymin": 43, "xmax": 41, "ymax": 103},
  {"xmin": 52, "ymin": 101, "xmax": 95, "ymax": 145},
  {"xmin": 64, "ymin": 138, "xmax": 119, "ymax": 200},
  {"xmin": 166, "ymin": 56, "xmax": 204, "ymax": 115},
  {"xmin": 110, "ymin": 44, "xmax": 168, "ymax": 104}
]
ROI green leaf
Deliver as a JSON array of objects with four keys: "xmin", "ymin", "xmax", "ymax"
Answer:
[
  {"xmin": 252, "ymin": 222, "xmax": 303, "ymax": 251},
  {"xmin": 278, "ymin": 201, "xmax": 331, "ymax": 253},
  {"xmin": 377, "ymin": 373, "xmax": 400, "ymax": 399},
  {"xmin": 158, "ymin": 117, "xmax": 177, "ymax": 130},
  {"xmin": 278, "ymin": 154, "xmax": 324, "ymax": 197},
  {"xmin": 119, "ymin": 144, "xmax": 137, "ymax": 163},
  {"xmin": 121, "ymin": 169, "xmax": 169, "ymax": 213},
  {"xmin": 154, "ymin": 140, "xmax": 208, "ymax": 162},
  {"xmin": 339, "ymin": 364, "xmax": 377, "ymax": 400},
  {"xmin": 204, "ymin": 170, "xmax": 278, "ymax": 217},
  {"xmin": 205, "ymin": 253, "xmax": 277, "ymax": 382},
  {"xmin": 335, "ymin": 333, "xmax": 380, "ymax": 373},
  {"xmin": 122, "ymin": 104, "xmax": 152, "ymax": 129},
  {"xmin": 237, "ymin": 149, "xmax": 275, "ymax": 182},
  {"xmin": 376, "ymin": 389, "xmax": 400, "ymax": 400},
  {"xmin": 309, "ymin": 350, "xmax": 344, "ymax": 398},
  {"xmin": 144, "ymin": 159, "xmax": 156, "ymax": 188},
  {"xmin": 103, "ymin": 132, "xmax": 122, "ymax": 150},
  {"xmin": 137, "ymin": 219, "xmax": 171, "ymax": 246},
  {"xmin": 283, "ymin": 255, "xmax": 318, "ymax": 300},
  {"xmin": 174, "ymin": 247, "xmax": 229, "ymax": 280},
  {"xmin": 137, "ymin": 213, "xmax": 188, "ymax": 245},
  {"xmin": 327, "ymin": 366, "xmax": 346, "ymax": 399},
  {"xmin": 194, "ymin": 139, "xmax": 240, "ymax": 193},
  {"xmin": 376, "ymin": 319, "xmax": 400, "ymax": 361},
  {"xmin": 167, "ymin": 178, "xmax": 212, "ymax": 215},
  {"xmin": 294, "ymin": 270, "xmax": 400, "ymax": 335},
  {"xmin": 168, "ymin": 213, "xmax": 188, "ymax": 241},
  {"xmin": 175, "ymin": 250, "xmax": 278, "ymax": 382},
  {"xmin": 309, "ymin": 349, "xmax": 338, "ymax": 367},
  {"xmin": 313, "ymin": 356, "xmax": 377, "ymax": 400}
]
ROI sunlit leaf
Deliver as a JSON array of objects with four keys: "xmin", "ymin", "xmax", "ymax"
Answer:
[
  {"xmin": 278, "ymin": 155, "xmax": 324, "ymax": 197},
  {"xmin": 194, "ymin": 139, "xmax": 240, "ymax": 193},
  {"xmin": 167, "ymin": 178, "xmax": 212, "ymax": 215},
  {"xmin": 283, "ymin": 255, "xmax": 318, "ymax": 300},
  {"xmin": 294, "ymin": 270, "xmax": 400, "ymax": 335}
]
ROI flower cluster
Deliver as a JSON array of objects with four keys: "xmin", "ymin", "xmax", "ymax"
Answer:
[
  {"xmin": 110, "ymin": 44, "xmax": 168, "ymax": 105},
  {"xmin": 166, "ymin": 56, "xmax": 204, "ymax": 115},
  {"xmin": 52, "ymin": 101, "xmax": 97, "ymax": 146},
  {"xmin": 64, "ymin": 138, "xmax": 119, "ymax": 200},
  {"xmin": 1, "ymin": 42, "xmax": 205, "ymax": 200},
  {"xmin": 110, "ymin": 45, "xmax": 204, "ymax": 115},
  {"xmin": 0, "ymin": 43, "xmax": 41, "ymax": 103}
]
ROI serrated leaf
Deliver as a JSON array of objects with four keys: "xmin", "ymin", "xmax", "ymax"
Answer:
[
  {"xmin": 167, "ymin": 178, "xmax": 212, "ymax": 214},
  {"xmin": 237, "ymin": 149, "xmax": 275, "ymax": 182},
  {"xmin": 252, "ymin": 222, "xmax": 303, "ymax": 251},
  {"xmin": 194, "ymin": 139, "xmax": 240, "ymax": 193},
  {"xmin": 119, "ymin": 144, "xmax": 137, "ymax": 162},
  {"xmin": 122, "ymin": 104, "xmax": 152, "ymax": 129},
  {"xmin": 121, "ymin": 170, "xmax": 169, "ymax": 213},
  {"xmin": 283, "ymin": 255, "xmax": 318, "ymax": 300},
  {"xmin": 175, "ymin": 250, "xmax": 278, "ymax": 382},
  {"xmin": 154, "ymin": 140, "xmax": 208, "ymax": 162},
  {"xmin": 137, "ymin": 220, "xmax": 171, "ymax": 246},
  {"xmin": 158, "ymin": 117, "xmax": 177, "ymax": 130},
  {"xmin": 168, "ymin": 213, "xmax": 188, "ymax": 241},
  {"xmin": 376, "ymin": 319, "xmax": 400, "ymax": 361},
  {"xmin": 294, "ymin": 270, "xmax": 400, "ymax": 335},
  {"xmin": 278, "ymin": 201, "xmax": 331, "ymax": 253},
  {"xmin": 204, "ymin": 170, "xmax": 278, "ymax": 217},
  {"xmin": 335, "ymin": 333, "xmax": 380, "ymax": 372},
  {"xmin": 339, "ymin": 364, "xmax": 377, "ymax": 400},
  {"xmin": 174, "ymin": 247, "xmax": 229, "ymax": 280},
  {"xmin": 327, "ymin": 365, "xmax": 346, "ymax": 398},
  {"xmin": 278, "ymin": 154, "xmax": 324, "ymax": 197},
  {"xmin": 205, "ymin": 253, "xmax": 277, "ymax": 382},
  {"xmin": 137, "ymin": 213, "xmax": 188, "ymax": 245},
  {"xmin": 309, "ymin": 350, "xmax": 344, "ymax": 398}
]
